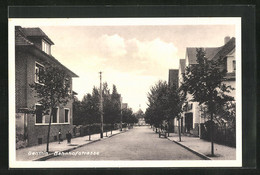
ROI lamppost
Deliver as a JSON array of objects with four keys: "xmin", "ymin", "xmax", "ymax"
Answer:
[
  {"xmin": 120, "ymin": 95, "xmax": 122, "ymax": 131},
  {"xmin": 99, "ymin": 71, "xmax": 103, "ymax": 138}
]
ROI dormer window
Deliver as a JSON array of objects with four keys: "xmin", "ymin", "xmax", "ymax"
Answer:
[{"xmin": 42, "ymin": 40, "xmax": 51, "ymax": 55}]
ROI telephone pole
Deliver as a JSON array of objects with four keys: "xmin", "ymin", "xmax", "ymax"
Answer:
[
  {"xmin": 99, "ymin": 71, "xmax": 103, "ymax": 138},
  {"xmin": 120, "ymin": 95, "xmax": 122, "ymax": 131}
]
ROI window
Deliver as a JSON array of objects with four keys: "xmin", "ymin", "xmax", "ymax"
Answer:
[
  {"xmin": 65, "ymin": 109, "xmax": 69, "ymax": 123},
  {"xmin": 35, "ymin": 62, "xmax": 44, "ymax": 84},
  {"xmin": 35, "ymin": 105, "xmax": 43, "ymax": 123},
  {"xmin": 233, "ymin": 60, "xmax": 236, "ymax": 71},
  {"xmin": 52, "ymin": 108, "xmax": 58, "ymax": 123},
  {"xmin": 42, "ymin": 40, "xmax": 51, "ymax": 55}
]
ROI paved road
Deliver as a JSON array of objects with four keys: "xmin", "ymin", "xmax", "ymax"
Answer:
[{"xmin": 48, "ymin": 126, "xmax": 203, "ymax": 160}]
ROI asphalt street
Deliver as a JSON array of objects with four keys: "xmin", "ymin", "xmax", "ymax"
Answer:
[{"xmin": 47, "ymin": 126, "xmax": 203, "ymax": 160}]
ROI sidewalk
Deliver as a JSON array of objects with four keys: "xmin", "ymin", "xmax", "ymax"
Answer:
[
  {"xmin": 16, "ymin": 129, "xmax": 127, "ymax": 161},
  {"xmin": 167, "ymin": 133, "xmax": 236, "ymax": 160}
]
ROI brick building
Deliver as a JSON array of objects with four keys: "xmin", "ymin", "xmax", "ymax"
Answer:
[{"xmin": 15, "ymin": 26, "xmax": 78, "ymax": 147}]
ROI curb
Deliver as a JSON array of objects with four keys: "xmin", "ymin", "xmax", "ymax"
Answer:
[
  {"xmin": 34, "ymin": 130, "xmax": 127, "ymax": 161},
  {"xmin": 167, "ymin": 137, "xmax": 211, "ymax": 160},
  {"xmin": 35, "ymin": 139, "xmax": 101, "ymax": 161}
]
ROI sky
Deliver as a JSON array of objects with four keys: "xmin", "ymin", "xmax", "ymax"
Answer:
[{"xmin": 36, "ymin": 24, "xmax": 235, "ymax": 112}]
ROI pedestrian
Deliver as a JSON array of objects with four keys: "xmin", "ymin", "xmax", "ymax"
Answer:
[
  {"xmin": 73, "ymin": 126, "xmax": 76, "ymax": 136},
  {"xmin": 58, "ymin": 129, "xmax": 62, "ymax": 144},
  {"xmin": 66, "ymin": 131, "xmax": 72, "ymax": 144}
]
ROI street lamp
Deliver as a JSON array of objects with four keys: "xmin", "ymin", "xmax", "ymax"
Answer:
[
  {"xmin": 99, "ymin": 71, "xmax": 103, "ymax": 138},
  {"xmin": 120, "ymin": 95, "xmax": 122, "ymax": 131}
]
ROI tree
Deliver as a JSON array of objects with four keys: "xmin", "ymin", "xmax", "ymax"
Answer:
[
  {"xmin": 181, "ymin": 48, "xmax": 234, "ymax": 156},
  {"xmin": 73, "ymin": 83, "xmax": 123, "ymax": 135},
  {"xmin": 73, "ymin": 87, "xmax": 101, "ymax": 126},
  {"xmin": 73, "ymin": 97, "xmax": 84, "ymax": 125},
  {"xmin": 166, "ymin": 84, "xmax": 186, "ymax": 140},
  {"xmin": 101, "ymin": 83, "xmax": 122, "ymax": 134},
  {"xmin": 30, "ymin": 65, "xmax": 73, "ymax": 152},
  {"xmin": 145, "ymin": 80, "xmax": 184, "ymax": 134},
  {"xmin": 146, "ymin": 81, "xmax": 169, "ymax": 131},
  {"xmin": 122, "ymin": 108, "xmax": 137, "ymax": 125}
]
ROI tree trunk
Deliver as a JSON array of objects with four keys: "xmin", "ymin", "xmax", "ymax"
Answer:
[
  {"xmin": 46, "ymin": 108, "xmax": 53, "ymax": 153},
  {"xmin": 178, "ymin": 118, "xmax": 181, "ymax": 142},
  {"xmin": 88, "ymin": 126, "xmax": 91, "ymax": 141},
  {"xmin": 167, "ymin": 120, "xmax": 170, "ymax": 137},
  {"xmin": 111, "ymin": 123, "xmax": 113, "ymax": 135},
  {"xmin": 210, "ymin": 111, "xmax": 214, "ymax": 156}
]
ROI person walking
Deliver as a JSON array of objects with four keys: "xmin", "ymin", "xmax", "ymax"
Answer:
[
  {"xmin": 58, "ymin": 129, "xmax": 62, "ymax": 144},
  {"xmin": 66, "ymin": 131, "xmax": 72, "ymax": 144}
]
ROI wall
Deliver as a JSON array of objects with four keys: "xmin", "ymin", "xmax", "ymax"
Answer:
[
  {"xmin": 27, "ymin": 113, "xmax": 73, "ymax": 146},
  {"xmin": 15, "ymin": 50, "xmax": 28, "ymax": 110},
  {"xmin": 16, "ymin": 47, "xmax": 74, "ymax": 147}
]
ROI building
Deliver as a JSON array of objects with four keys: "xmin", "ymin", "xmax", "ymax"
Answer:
[
  {"xmin": 173, "ymin": 36, "xmax": 236, "ymax": 137},
  {"xmin": 15, "ymin": 26, "xmax": 79, "ymax": 147},
  {"xmin": 135, "ymin": 108, "xmax": 146, "ymax": 126},
  {"xmin": 168, "ymin": 69, "xmax": 179, "ymax": 132}
]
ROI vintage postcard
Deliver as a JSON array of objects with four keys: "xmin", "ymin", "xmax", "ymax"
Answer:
[{"xmin": 9, "ymin": 17, "xmax": 242, "ymax": 168}]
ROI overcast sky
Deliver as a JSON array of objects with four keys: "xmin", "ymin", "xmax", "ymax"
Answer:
[{"xmin": 38, "ymin": 25, "xmax": 235, "ymax": 112}]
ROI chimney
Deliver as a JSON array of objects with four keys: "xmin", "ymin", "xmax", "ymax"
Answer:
[{"xmin": 224, "ymin": 36, "xmax": 231, "ymax": 44}]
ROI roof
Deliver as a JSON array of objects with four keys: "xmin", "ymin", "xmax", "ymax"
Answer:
[
  {"xmin": 168, "ymin": 69, "xmax": 179, "ymax": 87},
  {"xmin": 15, "ymin": 34, "xmax": 34, "ymax": 46},
  {"xmin": 186, "ymin": 37, "xmax": 236, "ymax": 65},
  {"xmin": 15, "ymin": 27, "xmax": 78, "ymax": 77},
  {"xmin": 18, "ymin": 26, "xmax": 54, "ymax": 45},
  {"xmin": 186, "ymin": 47, "xmax": 222, "ymax": 64},
  {"xmin": 212, "ymin": 37, "xmax": 236, "ymax": 60},
  {"xmin": 179, "ymin": 59, "xmax": 186, "ymax": 73}
]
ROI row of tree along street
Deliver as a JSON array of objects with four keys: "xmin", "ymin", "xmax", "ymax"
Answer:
[
  {"xmin": 145, "ymin": 48, "xmax": 236, "ymax": 156},
  {"xmin": 73, "ymin": 83, "xmax": 138, "ymax": 136},
  {"xmin": 30, "ymin": 64, "xmax": 138, "ymax": 152}
]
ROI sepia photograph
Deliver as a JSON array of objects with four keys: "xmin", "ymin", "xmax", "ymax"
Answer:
[{"xmin": 9, "ymin": 17, "xmax": 242, "ymax": 168}]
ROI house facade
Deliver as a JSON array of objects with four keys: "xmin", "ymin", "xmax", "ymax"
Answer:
[
  {"xmin": 170, "ymin": 36, "xmax": 236, "ymax": 137},
  {"xmin": 15, "ymin": 26, "xmax": 78, "ymax": 147}
]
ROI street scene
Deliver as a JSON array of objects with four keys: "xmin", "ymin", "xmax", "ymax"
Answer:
[
  {"xmin": 11, "ymin": 18, "xmax": 240, "ymax": 167},
  {"xmin": 47, "ymin": 126, "xmax": 204, "ymax": 161}
]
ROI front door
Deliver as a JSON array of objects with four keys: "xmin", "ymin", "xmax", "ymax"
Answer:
[{"xmin": 185, "ymin": 113, "xmax": 193, "ymax": 133}]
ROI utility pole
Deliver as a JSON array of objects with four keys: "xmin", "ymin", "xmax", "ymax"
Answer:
[
  {"xmin": 99, "ymin": 71, "xmax": 103, "ymax": 138},
  {"xmin": 120, "ymin": 95, "xmax": 122, "ymax": 131}
]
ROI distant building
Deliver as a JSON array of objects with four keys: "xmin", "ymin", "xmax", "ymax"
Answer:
[
  {"xmin": 15, "ymin": 26, "xmax": 78, "ymax": 147},
  {"xmin": 135, "ymin": 109, "xmax": 146, "ymax": 126}
]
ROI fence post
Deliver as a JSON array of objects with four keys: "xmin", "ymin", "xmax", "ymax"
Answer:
[
  {"xmin": 111, "ymin": 124, "xmax": 113, "ymax": 135},
  {"xmin": 224, "ymin": 123, "xmax": 227, "ymax": 145},
  {"xmin": 88, "ymin": 127, "xmax": 91, "ymax": 141}
]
